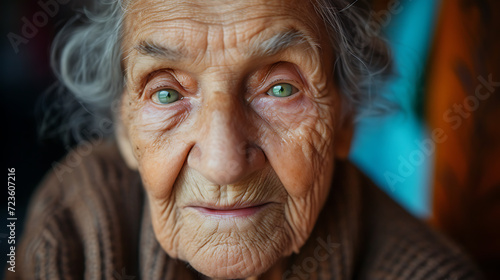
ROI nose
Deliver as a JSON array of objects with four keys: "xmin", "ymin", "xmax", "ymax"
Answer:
[{"xmin": 187, "ymin": 91, "xmax": 265, "ymax": 185}]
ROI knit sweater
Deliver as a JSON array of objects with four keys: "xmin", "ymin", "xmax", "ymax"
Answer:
[{"xmin": 6, "ymin": 141, "xmax": 482, "ymax": 279}]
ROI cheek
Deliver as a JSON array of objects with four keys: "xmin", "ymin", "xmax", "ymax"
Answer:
[
  {"xmin": 253, "ymin": 95, "xmax": 335, "ymax": 198},
  {"xmin": 252, "ymin": 93, "xmax": 336, "ymax": 252},
  {"xmin": 123, "ymin": 97, "xmax": 194, "ymax": 199}
]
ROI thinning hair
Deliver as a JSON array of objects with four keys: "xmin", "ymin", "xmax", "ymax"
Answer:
[{"xmin": 42, "ymin": 0, "xmax": 392, "ymax": 144}]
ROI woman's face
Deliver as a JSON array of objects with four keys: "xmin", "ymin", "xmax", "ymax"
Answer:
[{"xmin": 119, "ymin": 0, "xmax": 348, "ymax": 278}]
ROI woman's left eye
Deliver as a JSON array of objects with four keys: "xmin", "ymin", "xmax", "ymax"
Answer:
[
  {"xmin": 151, "ymin": 89, "xmax": 181, "ymax": 105},
  {"xmin": 266, "ymin": 83, "xmax": 298, "ymax": 97}
]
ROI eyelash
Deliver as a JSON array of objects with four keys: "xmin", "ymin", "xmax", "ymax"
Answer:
[
  {"xmin": 268, "ymin": 78, "xmax": 294, "ymax": 87},
  {"xmin": 259, "ymin": 63, "xmax": 303, "ymax": 95},
  {"xmin": 150, "ymin": 83, "xmax": 176, "ymax": 93},
  {"xmin": 141, "ymin": 65, "xmax": 303, "ymax": 102},
  {"xmin": 143, "ymin": 72, "xmax": 184, "ymax": 99}
]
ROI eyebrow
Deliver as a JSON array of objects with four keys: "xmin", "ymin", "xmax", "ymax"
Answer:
[
  {"xmin": 135, "ymin": 40, "xmax": 183, "ymax": 61},
  {"xmin": 250, "ymin": 29, "xmax": 318, "ymax": 57},
  {"xmin": 133, "ymin": 29, "xmax": 318, "ymax": 61}
]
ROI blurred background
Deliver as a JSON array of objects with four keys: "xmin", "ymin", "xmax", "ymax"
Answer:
[
  {"xmin": 350, "ymin": 1, "xmax": 500, "ymax": 279},
  {"xmin": 1, "ymin": 0, "xmax": 499, "ymax": 279}
]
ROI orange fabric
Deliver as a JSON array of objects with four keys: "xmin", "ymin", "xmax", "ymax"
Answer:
[{"xmin": 426, "ymin": 0, "xmax": 500, "ymax": 278}]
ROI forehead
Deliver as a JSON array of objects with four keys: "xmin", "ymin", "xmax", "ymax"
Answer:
[{"xmin": 122, "ymin": 0, "xmax": 324, "ymax": 59}]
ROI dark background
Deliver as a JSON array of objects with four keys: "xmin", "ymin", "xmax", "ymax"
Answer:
[{"xmin": 1, "ymin": 0, "xmax": 87, "ymax": 277}]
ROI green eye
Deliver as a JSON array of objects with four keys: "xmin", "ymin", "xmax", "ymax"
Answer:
[
  {"xmin": 267, "ymin": 83, "xmax": 297, "ymax": 97},
  {"xmin": 152, "ymin": 89, "xmax": 180, "ymax": 104}
]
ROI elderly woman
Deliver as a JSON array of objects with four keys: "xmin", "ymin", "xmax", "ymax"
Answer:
[{"xmin": 10, "ymin": 0, "xmax": 481, "ymax": 279}]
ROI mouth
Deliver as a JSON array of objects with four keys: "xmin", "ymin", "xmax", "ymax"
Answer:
[{"xmin": 187, "ymin": 202, "xmax": 272, "ymax": 218}]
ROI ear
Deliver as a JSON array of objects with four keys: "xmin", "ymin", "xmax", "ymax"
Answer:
[
  {"xmin": 334, "ymin": 114, "xmax": 354, "ymax": 160},
  {"xmin": 115, "ymin": 115, "xmax": 139, "ymax": 170}
]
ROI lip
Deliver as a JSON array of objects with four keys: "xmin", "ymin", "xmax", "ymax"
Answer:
[{"xmin": 187, "ymin": 202, "xmax": 271, "ymax": 218}]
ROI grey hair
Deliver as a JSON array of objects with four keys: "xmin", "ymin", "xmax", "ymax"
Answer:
[
  {"xmin": 312, "ymin": 0, "xmax": 393, "ymax": 120},
  {"xmin": 41, "ymin": 0, "xmax": 128, "ymax": 144},
  {"xmin": 42, "ymin": 0, "xmax": 392, "ymax": 144}
]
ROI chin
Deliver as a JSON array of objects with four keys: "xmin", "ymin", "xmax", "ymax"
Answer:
[
  {"xmin": 169, "ymin": 206, "xmax": 290, "ymax": 279},
  {"xmin": 184, "ymin": 243, "xmax": 283, "ymax": 279}
]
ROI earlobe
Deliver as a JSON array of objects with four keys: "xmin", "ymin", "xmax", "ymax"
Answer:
[
  {"xmin": 116, "ymin": 117, "xmax": 139, "ymax": 170},
  {"xmin": 334, "ymin": 115, "xmax": 354, "ymax": 160}
]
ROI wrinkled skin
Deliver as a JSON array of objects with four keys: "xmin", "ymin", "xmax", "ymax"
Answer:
[{"xmin": 117, "ymin": 0, "xmax": 352, "ymax": 278}]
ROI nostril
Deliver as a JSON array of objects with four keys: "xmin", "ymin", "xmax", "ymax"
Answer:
[
  {"xmin": 187, "ymin": 144, "xmax": 202, "ymax": 167},
  {"xmin": 186, "ymin": 141, "xmax": 266, "ymax": 185},
  {"xmin": 236, "ymin": 141, "xmax": 251, "ymax": 160},
  {"xmin": 246, "ymin": 144, "xmax": 266, "ymax": 167},
  {"xmin": 190, "ymin": 144, "xmax": 201, "ymax": 158},
  {"xmin": 236, "ymin": 142, "xmax": 265, "ymax": 162}
]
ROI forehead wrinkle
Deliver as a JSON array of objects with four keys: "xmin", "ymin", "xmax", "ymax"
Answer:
[
  {"xmin": 123, "ymin": 0, "xmax": 323, "ymax": 57},
  {"xmin": 122, "ymin": 1, "xmax": 326, "ymax": 81}
]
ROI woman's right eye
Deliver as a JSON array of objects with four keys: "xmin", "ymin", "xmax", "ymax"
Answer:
[{"xmin": 151, "ymin": 89, "xmax": 181, "ymax": 105}]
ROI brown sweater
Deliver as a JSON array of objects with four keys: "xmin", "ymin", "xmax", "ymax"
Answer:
[{"xmin": 6, "ymin": 141, "xmax": 482, "ymax": 279}]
